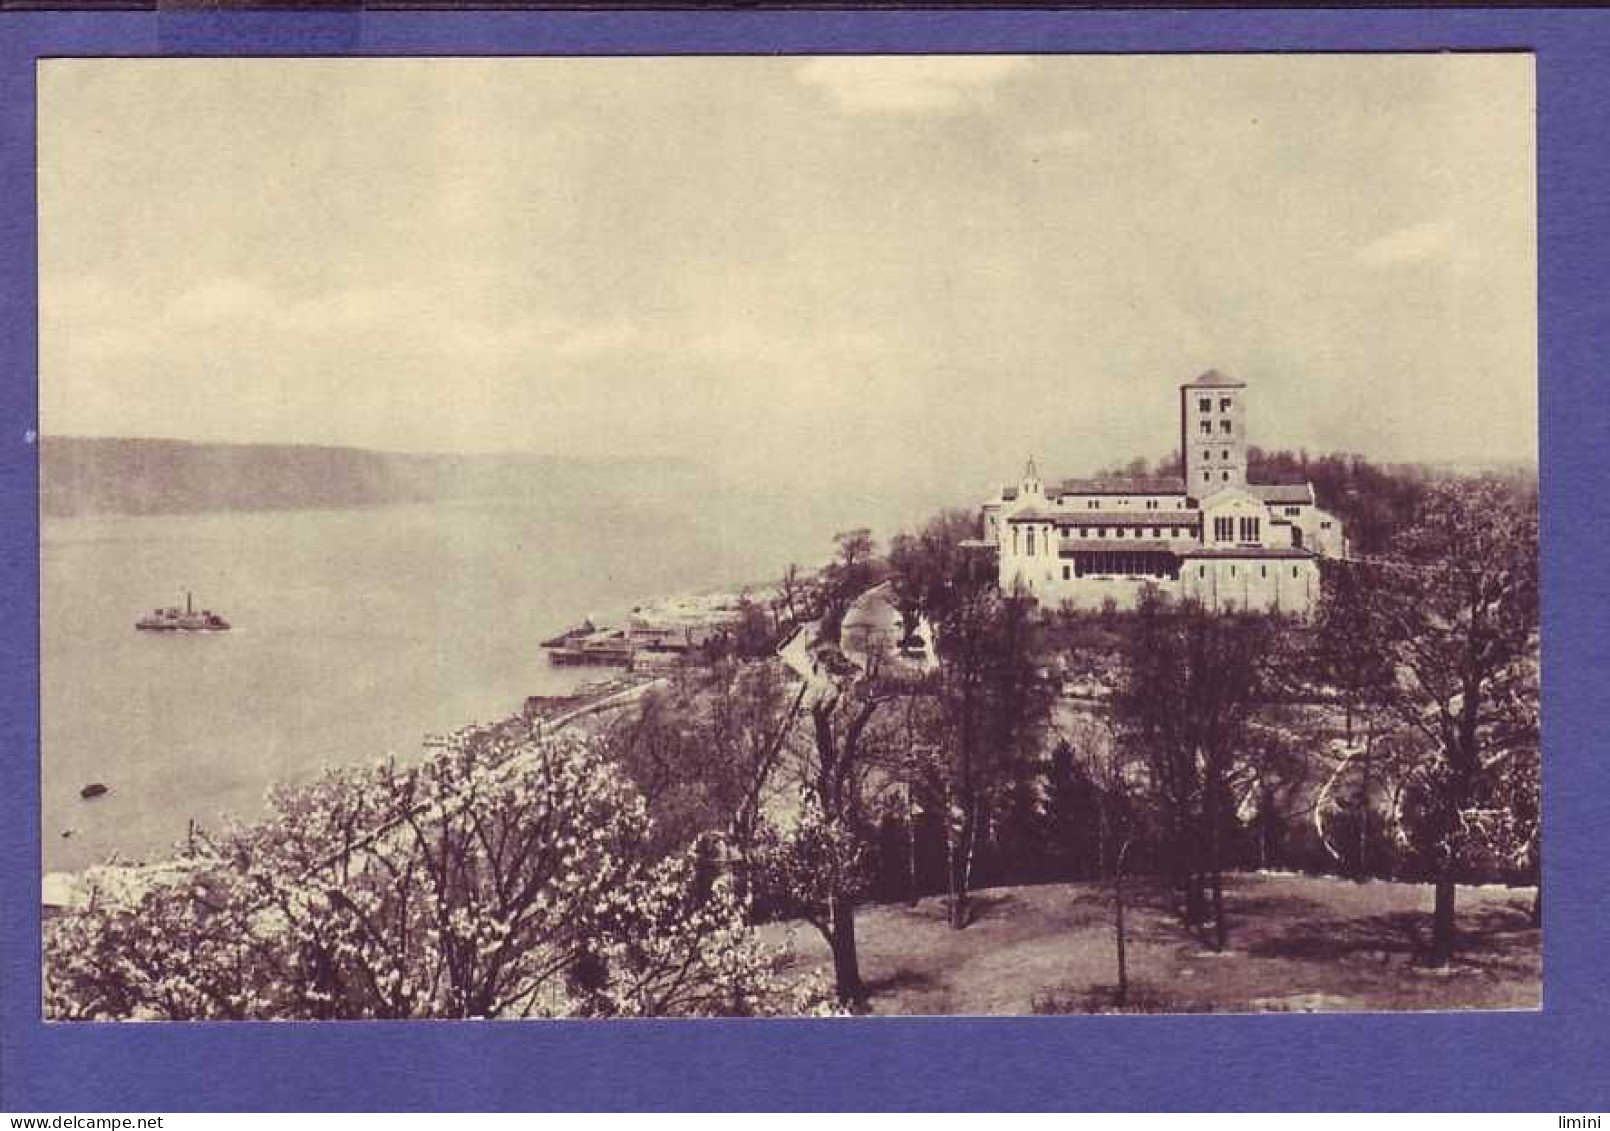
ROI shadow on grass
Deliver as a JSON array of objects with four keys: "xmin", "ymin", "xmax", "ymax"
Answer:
[
  {"xmin": 1247, "ymin": 910, "xmax": 1427, "ymax": 963},
  {"xmin": 1224, "ymin": 890, "xmax": 1332, "ymax": 923},
  {"xmin": 862, "ymin": 967, "xmax": 942, "ymax": 997},
  {"xmin": 962, "ymin": 890, "xmax": 1018, "ymax": 926}
]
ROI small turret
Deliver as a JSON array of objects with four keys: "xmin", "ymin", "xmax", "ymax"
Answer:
[{"xmin": 1020, "ymin": 455, "xmax": 1043, "ymax": 500}]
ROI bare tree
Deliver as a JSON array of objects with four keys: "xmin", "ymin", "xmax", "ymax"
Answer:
[
  {"xmin": 1111, "ymin": 589, "xmax": 1275, "ymax": 950},
  {"xmin": 919, "ymin": 580, "xmax": 1055, "ymax": 929},
  {"xmin": 770, "ymin": 660, "xmax": 901, "ymax": 1003},
  {"xmin": 818, "ymin": 528, "xmax": 884, "ymax": 641},
  {"xmin": 694, "ymin": 659, "xmax": 808, "ymax": 902},
  {"xmin": 1366, "ymin": 478, "xmax": 1539, "ymax": 965},
  {"xmin": 1060, "ymin": 716, "xmax": 1144, "ymax": 1007}
]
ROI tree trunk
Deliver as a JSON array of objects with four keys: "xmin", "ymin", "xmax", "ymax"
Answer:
[
  {"xmin": 1182, "ymin": 868, "xmax": 1208, "ymax": 927},
  {"xmin": 1095, "ymin": 807, "xmax": 1108, "ymax": 882},
  {"xmin": 1174, "ymin": 814, "xmax": 1205, "ymax": 926},
  {"xmin": 1207, "ymin": 771, "xmax": 1228, "ymax": 951},
  {"xmin": 1114, "ymin": 839, "xmax": 1131, "ymax": 1008},
  {"xmin": 1210, "ymin": 865, "xmax": 1227, "ymax": 953},
  {"xmin": 1431, "ymin": 875, "xmax": 1457, "ymax": 966},
  {"xmin": 948, "ymin": 845, "xmax": 971, "ymax": 929},
  {"xmin": 828, "ymin": 897, "xmax": 862, "ymax": 1003},
  {"xmin": 947, "ymin": 798, "xmax": 978, "ymax": 930},
  {"xmin": 906, "ymin": 803, "xmax": 919, "ymax": 907}
]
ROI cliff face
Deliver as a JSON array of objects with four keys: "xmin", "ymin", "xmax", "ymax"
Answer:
[{"xmin": 38, "ymin": 437, "xmax": 699, "ymax": 518}]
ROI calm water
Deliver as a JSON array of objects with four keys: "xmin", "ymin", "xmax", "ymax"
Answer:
[{"xmin": 41, "ymin": 495, "xmax": 813, "ymax": 873}]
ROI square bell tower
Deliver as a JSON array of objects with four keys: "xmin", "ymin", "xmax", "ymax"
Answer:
[{"xmin": 1180, "ymin": 369, "xmax": 1247, "ymax": 496}]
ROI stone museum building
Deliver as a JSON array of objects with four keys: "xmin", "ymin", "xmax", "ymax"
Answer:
[{"xmin": 978, "ymin": 370, "xmax": 1346, "ymax": 615}]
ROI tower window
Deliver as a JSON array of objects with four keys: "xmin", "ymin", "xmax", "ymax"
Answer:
[
  {"xmin": 1203, "ymin": 449, "xmax": 1212, "ymax": 461},
  {"xmin": 1214, "ymin": 517, "xmax": 1234, "ymax": 541},
  {"xmin": 1152, "ymin": 526, "xmax": 1162, "ymax": 538},
  {"xmin": 1219, "ymin": 419, "xmax": 1232, "ymax": 434},
  {"xmin": 1063, "ymin": 565, "xmax": 1071, "ymax": 581},
  {"xmin": 1199, "ymin": 421, "xmax": 1212, "ymax": 435},
  {"xmin": 1222, "ymin": 471, "xmax": 1230, "ymax": 481},
  {"xmin": 1202, "ymin": 471, "xmax": 1211, "ymax": 482},
  {"xmin": 1222, "ymin": 449, "xmax": 1230, "ymax": 460},
  {"xmin": 1239, "ymin": 516, "xmax": 1260, "ymax": 542},
  {"xmin": 1199, "ymin": 397, "xmax": 1211, "ymax": 412},
  {"xmin": 1088, "ymin": 500, "xmax": 1099, "ymax": 510},
  {"xmin": 1220, "ymin": 397, "xmax": 1232, "ymax": 412}
]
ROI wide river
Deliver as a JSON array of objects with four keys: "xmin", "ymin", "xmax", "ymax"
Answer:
[{"xmin": 41, "ymin": 495, "xmax": 822, "ymax": 873}]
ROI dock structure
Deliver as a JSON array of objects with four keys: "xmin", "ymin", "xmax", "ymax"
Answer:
[
  {"xmin": 546, "ymin": 638, "xmax": 637, "ymax": 667},
  {"xmin": 540, "ymin": 592, "xmax": 747, "ymax": 670}
]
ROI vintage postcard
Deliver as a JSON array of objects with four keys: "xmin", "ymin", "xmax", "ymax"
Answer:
[{"xmin": 36, "ymin": 53, "xmax": 1538, "ymax": 1024}]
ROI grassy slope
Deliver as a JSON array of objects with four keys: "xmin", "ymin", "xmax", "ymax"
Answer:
[{"xmin": 762, "ymin": 872, "xmax": 1540, "ymax": 1015}]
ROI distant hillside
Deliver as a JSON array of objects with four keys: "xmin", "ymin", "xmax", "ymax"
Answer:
[{"xmin": 38, "ymin": 437, "xmax": 702, "ymax": 518}]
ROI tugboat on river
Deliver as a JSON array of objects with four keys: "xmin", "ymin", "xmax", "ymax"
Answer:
[{"xmin": 136, "ymin": 591, "xmax": 231, "ymax": 633}]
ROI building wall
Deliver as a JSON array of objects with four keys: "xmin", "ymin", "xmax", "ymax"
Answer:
[
  {"xmin": 1053, "ymin": 494, "xmax": 1192, "ymax": 512},
  {"xmin": 1296, "ymin": 506, "xmax": 1346, "ymax": 557},
  {"xmin": 1000, "ymin": 532, "xmax": 1320, "ymax": 616},
  {"xmin": 1001, "ymin": 549, "xmax": 1177, "ymax": 609},
  {"xmin": 981, "ymin": 501, "xmax": 1002, "ymax": 545},
  {"xmin": 1179, "ymin": 556, "xmax": 1320, "ymax": 615},
  {"xmin": 1201, "ymin": 489, "xmax": 1271, "ymax": 548}
]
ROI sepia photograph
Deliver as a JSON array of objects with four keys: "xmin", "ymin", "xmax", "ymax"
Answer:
[{"xmin": 37, "ymin": 53, "xmax": 1539, "ymax": 1021}]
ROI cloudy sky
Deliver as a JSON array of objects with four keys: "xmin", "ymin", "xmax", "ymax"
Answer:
[{"xmin": 39, "ymin": 54, "xmax": 1535, "ymax": 498}]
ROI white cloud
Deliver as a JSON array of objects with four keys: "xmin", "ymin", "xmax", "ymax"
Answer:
[
  {"xmin": 553, "ymin": 318, "xmax": 640, "ymax": 360},
  {"xmin": 166, "ymin": 277, "xmax": 275, "ymax": 327},
  {"xmin": 795, "ymin": 56, "xmax": 1029, "ymax": 115},
  {"xmin": 1355, "ymin": 218, "xmax": 1456, "ymax": 268}
]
